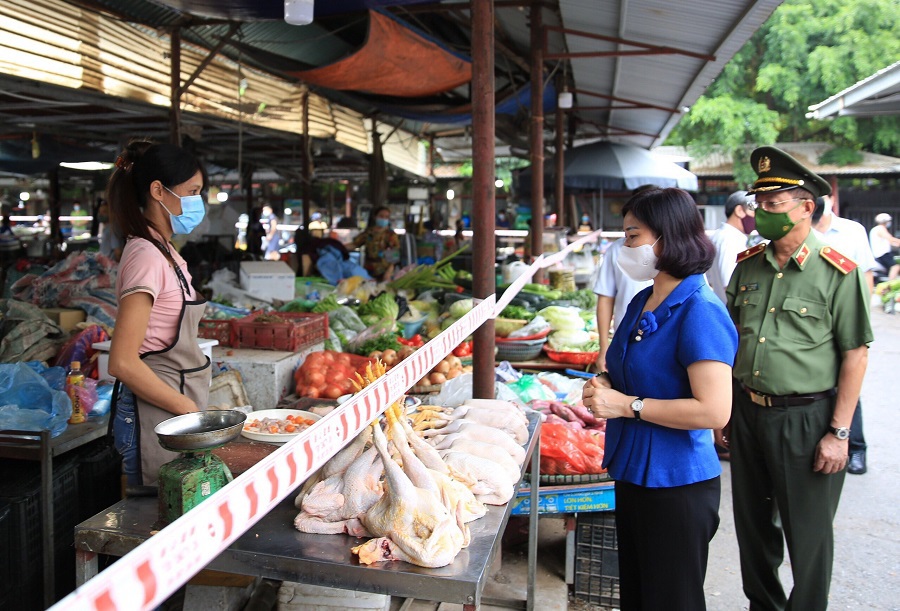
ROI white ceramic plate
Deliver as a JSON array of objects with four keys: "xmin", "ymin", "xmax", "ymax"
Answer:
[
  {"xmin": 405, "ymin": 395, "xmax": 422, "ymax": 414},
  {"xmin": 240, "ymin": 409, "xmax": 321, "ymax": 443}
]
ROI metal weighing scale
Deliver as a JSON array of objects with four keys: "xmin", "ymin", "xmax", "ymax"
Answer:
[{"xmin": 154, "ymin": 410, "xmax": 247, "ymax": 525}]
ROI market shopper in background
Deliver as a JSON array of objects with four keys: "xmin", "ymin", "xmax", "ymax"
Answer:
[
  {"xmin": 107, "ymin": 140, "xmax": 211, "ymax": 487},
  {"xmin": 813, "ymin": 195, "xmax": 878, "ymax": 475},
  {"xmin": 870, "ymin": 212, "xmax": 900, "ymax": 280},
  {"xmin": 727, "ymin": 147, "xmax": 872, "ymax": 611},
  {"xmin": 97, "ymin": 200, "xmax": 124, "ymax": 261},
  {"xmin": 707, "ymin": 190, "xmax": 756, "ymax": 303},
  {"xmin": 348, "ymin": 205, "xmax": 400, "ymax": 281},
  {"xmin": 582, "ymin": 187, "xmax": 738, "ymax": 611},
  {"xmin": 591, "ymin": 184, "xmax": 658, "ymax": 371},
  {"xmin": 263, "ymin": 204, "xmax": 281, "ymax": 260}
]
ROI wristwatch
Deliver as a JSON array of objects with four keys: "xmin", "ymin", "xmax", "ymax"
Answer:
[
  {"xmin": 631, "ymin": 397, "xmax": 645, "ymax": 421},
  {"xmin": 829, "ymin": 426, "xmax": 850, "ymax": 440}
]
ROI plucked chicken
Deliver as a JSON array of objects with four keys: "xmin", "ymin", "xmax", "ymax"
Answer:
[{"xmin": 354, "ymin": 421, "xmax": 467, "ymax": 568}]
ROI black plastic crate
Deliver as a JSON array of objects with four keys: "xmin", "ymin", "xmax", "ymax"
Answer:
[
  {"xmin": 76, "ymin": 437, "xmax": 123, "ymax": 521},
  {"xmin": 0, "ymin": 456, "xmax": 80, "ymax": 609},
  {"xmin": 0, "ymin": 502, "xmax": 11, "ymax": 609},
  {"xmin": 573, "ymin": 511, "xmax": 620, "ymax": 609}
]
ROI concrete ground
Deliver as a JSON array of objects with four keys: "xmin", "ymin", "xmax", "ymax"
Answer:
[{"xmin": 394, "ymin": 306, "xmax": 900, "ymax": 611}]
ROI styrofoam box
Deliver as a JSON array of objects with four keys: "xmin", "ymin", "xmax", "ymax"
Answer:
[
  {"xmin": 239, "ymin": 261, "xmax": 296, "ymax": 302},
  {"xmin": 92, "ymin": 339, "xmax": 218, "ymax": 382}
]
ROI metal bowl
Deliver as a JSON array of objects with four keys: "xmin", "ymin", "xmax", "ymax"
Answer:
[{"xmin": 155, "ymin": 410, "xmax": 247, "ymax": 452}]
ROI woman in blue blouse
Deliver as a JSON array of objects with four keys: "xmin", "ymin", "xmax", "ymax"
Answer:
[{"xmin": 582, "ymin": 187, "xmax": 738, "ymax": 610}]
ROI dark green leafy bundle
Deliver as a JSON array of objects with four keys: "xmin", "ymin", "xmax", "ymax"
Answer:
[
  {"xmin": 500, "ymin": 304, "xmax": 536, "ymax": 321},
  {"xmin": 560, "ymin": 289, "xmax": 598, "ymax": 310}
]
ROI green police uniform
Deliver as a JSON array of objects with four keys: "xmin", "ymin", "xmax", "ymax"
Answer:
[{"xmin": 727, "ymin": 147, "xmax": 873, "ymax": 611}]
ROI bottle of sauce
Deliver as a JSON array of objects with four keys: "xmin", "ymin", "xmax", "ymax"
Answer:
[{"xmin": 67, "ymin": 360, "xmax": 86, "ymax": 424}]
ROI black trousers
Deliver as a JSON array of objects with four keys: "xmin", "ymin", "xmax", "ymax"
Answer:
[
  {"xmin": 614, "ymin": 477, "xmax": 721, "ymax": 611},
  {"xmin": 730, "ymin": 392, "xmax": 845, "ymax": 611}
]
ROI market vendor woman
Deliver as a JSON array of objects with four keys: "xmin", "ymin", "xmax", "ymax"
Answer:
[
  {"xmin": 348, "ymin": 205, "xmax": 400, "ymax": 281},
  {"xmin": 107, "ymin": 140, "xmax": 210, "ymax": 487}
]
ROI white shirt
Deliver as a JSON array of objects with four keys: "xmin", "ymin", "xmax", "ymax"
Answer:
[
  {"xmin": 814, "ymin": 215, "xmax": 877, "ymax": 272},
  {"xmin": 707, "ymin": 222, "xmax": 750, "ymax": 303},
  {"xmin": 869, "ymin": 224, "xmax": 892, "ymax": 259},
  {"xmin": 592, "ymin": 238, "xmax": 653, "ymax": 331}
]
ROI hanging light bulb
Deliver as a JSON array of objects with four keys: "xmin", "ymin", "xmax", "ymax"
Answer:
[
  {"xmin": 285, "ymin": 0, "xmax": 315, "ymax": 26},
  {"xmin": 558, "ymin": 88, "xmax": 573, "ymax": 110}
]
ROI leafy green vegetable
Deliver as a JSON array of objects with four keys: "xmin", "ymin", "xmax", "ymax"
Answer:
[
  {"xmin": 500, "ymin": 305, "xmax": 535, "ymax": 321},
  {"xmin": 448, "ymin": 298, "xmax": 474, "ymax": 318},
  {"xmin": 311, "ymin": 294, "xmax": 341, "ymax": 313},
  {"xmin": 357, "ymin": 292, "xmax": 399, "ymax": 321},
  {"xmin": 560, "ymin": 289, "xmax": 598, "ymax": 310}
]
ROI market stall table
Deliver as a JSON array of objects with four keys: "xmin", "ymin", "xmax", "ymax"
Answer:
[{"xmin": 73, "ymin": 413, "xmax": 542, "ymax": 611}]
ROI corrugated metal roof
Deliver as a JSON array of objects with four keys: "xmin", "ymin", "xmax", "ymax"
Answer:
[
  {"xmin": 654, "ymin": 143, "xmax": 900, "ymax": 176},
  {"xmin": 561, "ymin": 0, "xmax": 784, "ymax": 149}
]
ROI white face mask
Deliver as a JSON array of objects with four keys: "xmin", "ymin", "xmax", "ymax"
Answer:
[{"xmin": 617, "ymin": 237, "xmax": 660, "ymax": 282}]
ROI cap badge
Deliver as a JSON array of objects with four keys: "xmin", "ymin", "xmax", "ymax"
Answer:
[{"xmin": 758, "ymin": 156, "xmax": 771, "ymax": 173}]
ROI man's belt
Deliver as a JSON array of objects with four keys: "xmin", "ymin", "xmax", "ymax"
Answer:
[{"xmin": 742, "ymin": 385, "xmax": 837, "ymax": 407}]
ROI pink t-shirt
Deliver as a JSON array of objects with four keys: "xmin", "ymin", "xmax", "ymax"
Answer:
[{"xmin": 116, "ymin": 233, "xmax": 196, "ymax": 353}]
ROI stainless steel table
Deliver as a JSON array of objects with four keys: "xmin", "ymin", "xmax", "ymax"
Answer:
[{"xmin": 74, "ymin": 413, "xmax": 541, "ymax": 611}]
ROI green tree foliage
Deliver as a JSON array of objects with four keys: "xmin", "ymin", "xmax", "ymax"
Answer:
[{"xmin": 666, "ymin": 0, "xmax": 900, "ymax": 182}]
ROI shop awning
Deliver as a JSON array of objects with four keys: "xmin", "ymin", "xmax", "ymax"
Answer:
[{"xmin": 289, "ymin": 11, "xmax": 472, "ymax": 97}]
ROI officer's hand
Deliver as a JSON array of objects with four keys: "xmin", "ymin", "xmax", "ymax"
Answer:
[
  {"xmin": 714, "ymin": 422, "xmax": 730, "ymax": 450},
  {"xmin": 813, "ymin": 435, "xmax": 849, "ymax": 474}
]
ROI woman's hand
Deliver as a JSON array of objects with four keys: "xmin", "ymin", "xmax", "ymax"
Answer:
[{"xmin": 582, "ymin": 375, "xmax": 630, "ymax": 419}]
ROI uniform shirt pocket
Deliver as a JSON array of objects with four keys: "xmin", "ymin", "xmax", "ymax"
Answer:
[
  {"xmin": 734, "ymin": 291, "xmax": 762, "ymax": 335},
  {"xmin": 779, "ymin": 297, "xmax": 829, "ymax": 345}
]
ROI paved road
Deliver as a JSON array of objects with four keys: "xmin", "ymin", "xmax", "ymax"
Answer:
[{"xmin": 705, "ymin": 306, "xmax": 900, "ymax": 610}]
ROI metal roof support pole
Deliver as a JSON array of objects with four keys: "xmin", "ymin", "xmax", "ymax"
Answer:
[
  {"xmin": 471, "ymin": 0, "xmax": 496, "ymax": 401},
  {"xmin": 555, "ymin": 99, "xmax": 566, "ymax": 230},
  {"xmin": 302, "ymin": 92, "xmax": 311, "ymax": 228},
  {"xmin": 169, "ymin": 27, "xmax": 182, "ymax": 146},
  {"xmin": 529, "ymin": 4, "xmax": 544, "ymax": 282},
  {"xmin": 48, "ymin": 166, "xmax": 62, "ymax": 259}
]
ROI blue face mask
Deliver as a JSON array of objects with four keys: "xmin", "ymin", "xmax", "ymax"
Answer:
[
  {"xmin": 159, "ymin": 186, "xmax": 205, "ymax": 234},
  {"xmin": 375, "ymin": 218, "xmax": 390, "ymax": 228}
]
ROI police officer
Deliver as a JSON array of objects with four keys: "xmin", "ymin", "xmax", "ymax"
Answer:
[{"xmin": 726, "ymin": 146, "xmax": 872, "ymax": 611}]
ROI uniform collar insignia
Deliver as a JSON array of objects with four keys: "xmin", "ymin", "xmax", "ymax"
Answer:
[{"xmin": 794, "ymin": 243, "xmax": 811, "ymax": 268}]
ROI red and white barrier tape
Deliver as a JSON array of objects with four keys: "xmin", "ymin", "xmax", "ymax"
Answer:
[{"xmin": 53, "ymin": 296, "xmax": 496, "ymax": 611}]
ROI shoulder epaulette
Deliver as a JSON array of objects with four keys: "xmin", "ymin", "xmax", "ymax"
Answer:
[
  {"xmin": 736, "ymin": 242, "xmax": 766, "ymax": 263},
  {"xmin": 820, "ymin": 246, "xmax": 858, "ymax": 274}
]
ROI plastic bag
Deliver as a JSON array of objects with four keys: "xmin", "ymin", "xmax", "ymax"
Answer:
[
  {"xmin": 495, "ymin": 361, "xmax": 523, "ymax": 384},
  {"xmin": 428, "ymin": 372, "xmax": 474, "ymax": 406},
  {"xmin": 91, "ymin": 381, "xmax": 114, "ymax": 418},
  {"xmin": 536, "ymin": 372, "xmax": 584, "ymax": 401},
  {"xmin": 539, "ymin": 422, "xmax": 606, "ymax": 475},
  {"xmin": 506, "ymin": 375, "xmax": 557, "ymax": 403},
  {"xmin": 53, "ymin": 325, "xmax": 110, "ymax": 379},
  {"xmin": 508, "ymin": 315, "xmax": 551, "ymax": 339},
  {"xmin": 0, "ymin": 362, "xmax": 71, "ymax": 436}
]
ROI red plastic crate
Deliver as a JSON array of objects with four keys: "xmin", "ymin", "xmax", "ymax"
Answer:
[
  {"xmin": 232, "ymin": 311, "xmax": 328, "ymax": 352},
  {"xmin": 197, "ymin": 319, "xmax": 234, "ymax": 347}
]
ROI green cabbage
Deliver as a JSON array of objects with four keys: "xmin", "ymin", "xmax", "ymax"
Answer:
[{"xmin": 538, "ymin": 306, "xmax": 585, "ymax": 331}]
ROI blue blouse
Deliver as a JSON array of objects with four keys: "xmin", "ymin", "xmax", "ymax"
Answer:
[{"xmin": 603, "ymin": 274, "xmax": 738, "ymax": 488}]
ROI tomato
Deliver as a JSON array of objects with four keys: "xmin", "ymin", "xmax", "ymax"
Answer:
[
  {"xmin": 284, "ymin": 423, "xmax": 296, "ymax": 433},
  {"xmin": 453, "ymin": 341, "xmax": 472, "ymax": 357}
]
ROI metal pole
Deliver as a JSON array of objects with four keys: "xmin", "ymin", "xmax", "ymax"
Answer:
[
  {"xmin": 471, "ymin": 0, "xmax": 495, "ymax": 400},
  {"xmin": 169, "ymin": 27, "xmax": 182, "ymax": 146},
  {"xmin": 302, "ymin": 92, "xmax": 311, "ymax": 229},
  {"xmin": 529, "ymin": 4, "xmax": 544, "ymax": 282},
  {"xmin": 555, "ymin": 101, "xmax": 565, "ymax": 230}
]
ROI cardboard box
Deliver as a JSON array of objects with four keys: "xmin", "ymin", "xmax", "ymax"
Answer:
[
  {"xmin": 41, "ymin": 308, "xmax": 86, "ymax": 332},
  {"xmin": 239, "ymin": 261, "xmax": 295, "ymax": 302}
]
